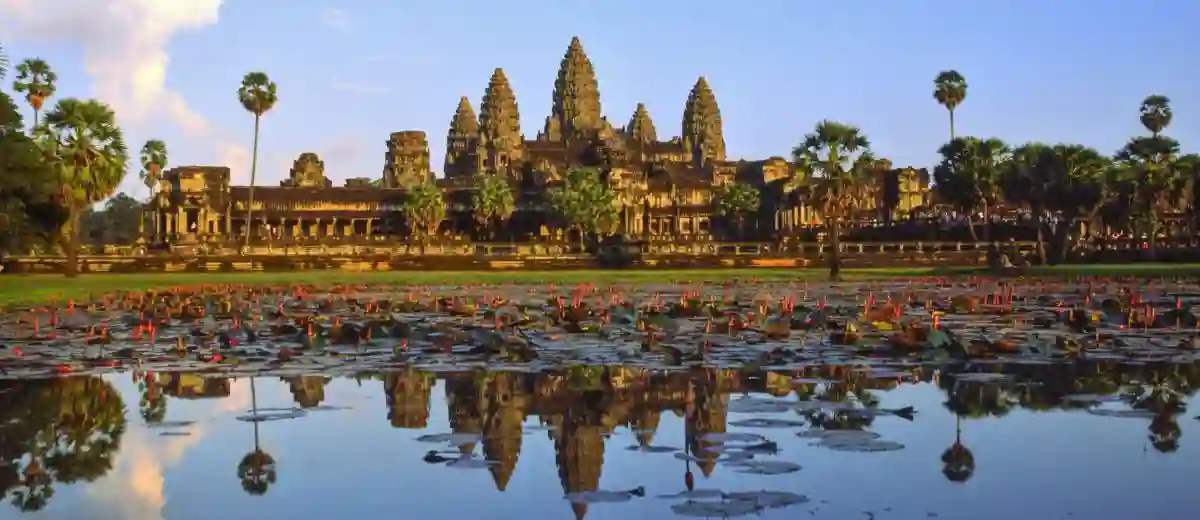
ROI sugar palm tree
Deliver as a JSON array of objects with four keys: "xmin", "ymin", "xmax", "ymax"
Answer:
[
  {"xmin": 0, "ymin": 43, "xmax": 8, "ymax": 80},
  {"xmin": 940, "ymin": 415, "xmax": 975, "ymax": 483},
  {"xmin": 1139, "ymin": 95, "xmax": 1172, "ymax": 137},
  {"xmin": 933, "ymin": 70, "xmax": 967, "ymax": 140},
  {"xmin": 932, "ymin": 137, "xmax": 1010, "ymax": 242},
  {"xmin": 792, "ymin": 120, "xmax": 874, "ymax": 280},
  {"xmin": 139, "ymin": 139, "xmax": 168, "ymax": 200},
  {"xmin": 403, "ymin": 181, "xmax": 446, "ymax": 238},
  {"xmin": 238, "ymin": 377, "xmax": 277, "ymax": 496},
  {"xmin": 471, "ymin": 172, "xmax": 515, "ymax": 240},
  {"xmin": 237, "ymin": 72, "xmax": 278, "ymax": 247},
  {"xmin": 12, "ymin": 58, "xmax": 56, "ymax": 129},
  {"xmin": 41, "ymin": 98, "xmax": 128, "ymax": 277}
]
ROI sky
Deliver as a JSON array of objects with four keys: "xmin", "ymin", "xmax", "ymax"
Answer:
[{"xmin": 0, "ymin": 0, "xmax": 1196, "ymax": 201}]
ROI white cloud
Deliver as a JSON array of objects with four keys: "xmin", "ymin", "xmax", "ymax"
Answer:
[
  {"xmin": 0, "ymin": 0, "xmax": 222, "ymax": 137},
  {"xmin": 331, "ymin": 82, "xmax": 391, "ymax": 95},
  {"xmin": 216, "ymin": 143, "xmax": 251, "ymax": 185},
  {"xmin": 320, "ymin": 8, "xmax": 350, "ymax": 32}
]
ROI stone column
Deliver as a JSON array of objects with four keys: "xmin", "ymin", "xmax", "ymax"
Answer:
[
  {"xmin": 315, "ymin": 218, "xmax": 323, "ymax": 238},
  {"xmin": 366, "ymin": 218, "xmax": 374, "ymax": 237}
]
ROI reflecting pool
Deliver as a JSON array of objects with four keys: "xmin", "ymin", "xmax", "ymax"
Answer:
[{"xmin": 2, "ymin": 363, "xmax": 1199, "ymax": 520}]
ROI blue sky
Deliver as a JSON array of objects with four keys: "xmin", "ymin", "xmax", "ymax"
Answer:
[{"xmin": 2, "ymin": 0, "xmax": 1196, "ymax": 200}]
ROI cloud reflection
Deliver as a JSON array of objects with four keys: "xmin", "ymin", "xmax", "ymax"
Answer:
[{"xmin": 77, "ymin": 377, "xmax": 255, "ymax": 520}]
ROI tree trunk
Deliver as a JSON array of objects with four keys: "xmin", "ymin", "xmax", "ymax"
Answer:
[
  {"xmin": 948, "ymin": 109, "xmax": 956, "ymax": 141},
  {"xmin": 1034, "ymin": 220, "xmax": 1047, "ymax": 266},
  {"xmin": 33, "ymin": 109, "xmax": 39, "ymax": 130},
  {"xmin": 1055, "ymin": 217, "xmax": 1076, "ymax": 265},
  {"xmin": 829, "ymin": 215, "xmax": 842, "ymax": 281},
  {"xmin": 981, "ymin": 202, "xmax": 991, "ymax": 243},
  {"xmin": 65, "ymin": 205, "xmax": 80, "ymax": 278},
  {"xmin": 244, "ymin": 114, "xmax": 262, "ymax": 250},
  {"xmin": 965, "ymin": 215, "xmax": 979, "ymax": 242}
]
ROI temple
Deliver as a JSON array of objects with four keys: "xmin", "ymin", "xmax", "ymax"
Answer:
[{"xmin": 145, "ymin": 37, "xmax": 930, "ymax": 250}]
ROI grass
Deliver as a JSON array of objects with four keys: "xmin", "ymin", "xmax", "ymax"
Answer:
[
  {"xmin": 3, "ymin": 264, "xmax": 1200, "ymax": 307},
  {"xmin": 0, "ymin": 267, "xmax": 965, "ymax": 307}
]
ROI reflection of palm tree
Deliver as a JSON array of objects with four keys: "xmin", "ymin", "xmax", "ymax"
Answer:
[
  {"xmin": 238, "ymin": 378, "xmax": 277, "ymax": 496},
  {"xmin": 139, "ymin": 371, "xmax": 167, "ymax": 424},
  {"xmin": 10, "ymin": 459, "xmax": 53, "ymax": 512},
  {"xmin": 1149, "ymin": 413, "xmax": 1181, "ymax": 453},
  {"xmin": 941, "ymin": 414, "xmax": 975, "ymax": 483}
]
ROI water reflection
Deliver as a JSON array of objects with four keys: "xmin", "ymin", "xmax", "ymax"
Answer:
[{"xmin": 2, "ymin": 359, "xmax": 1200, "ymax": 518}]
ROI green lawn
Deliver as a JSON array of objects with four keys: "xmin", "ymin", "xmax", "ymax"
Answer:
[{"xmin": 3, "ymin": 264, "xmax": 1200, "ymax": 307}]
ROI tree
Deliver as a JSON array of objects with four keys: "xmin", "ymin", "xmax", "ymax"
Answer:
[
  {"xmin": 403, "ymin": 181, "xmax": 446, "ymax": 238},
  {"xmin": 238, "ymin": 72, "xmax": 278, "ymax": 248},
  {"xmin": 1042, "ymin": 144, "xmax": 1111, "ymax": 263},
  {"xmin": 470, "ymin": 172, "xmax": 515, "ymax": 240},
  {"xmin": 547, "ymin": 167, "xmax": 620, "ymax": 249},
  {"xmin": 0, "ymin": 377, "xmax": 126, "ymax": 512},
  {"xmin": 712, "ymin": 182, "xmax": 760, "ymax": 239},
  {"xmin": 793, "ymin": 120, "xmax": 874, "ymax": 280},
  {"xmin": 0, "ymin": 43, "xmax": 8, "ymax": 80},
  {"xmin": 1116, "ymin": 135, "xmax": 1181, "ymax": 259},
  {"xmin": 139, "ymin": 139, "xmax": 168, "ymax": 200},
  {"xmin": 82, "ymin": 193, "xmax": 141, "ymax": 245},
  {"xmin": 40, "ymin": 98, "xmax": 129, "ymax": 277},
  {"xmin": 932, "ymin": 137, "xmax": 1010, "ymax": 242},
  {"xmin": 0, "ymin": 90, "xmax": 63, "ymax": 255},
  {"xmin": 238, "ymin": 378, "xmax": 277, "ymax": 496},
  {"xmin": 1003, "ymin": 143, "xmax": 1054, "ymax": 263},
  {"xmin": 12, "ymin": 58, "xmax": 56, "ymax": 129},
  {"xmin": 1139, "ymin": 95, "xmax": 1172, "ymax": 137},
  {"xmin": 933, "ymin": 70, "xmax": 967, "ymax": 140}
]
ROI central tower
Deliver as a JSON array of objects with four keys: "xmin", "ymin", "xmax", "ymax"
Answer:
[{"xmin": 542, "ymin": 36, "xmax": 602, "ymax": 143}]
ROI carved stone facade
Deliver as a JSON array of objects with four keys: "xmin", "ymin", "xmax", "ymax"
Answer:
[{"xmin": 145, "ymin": 36, "xmax": 929, "ymax": 248}]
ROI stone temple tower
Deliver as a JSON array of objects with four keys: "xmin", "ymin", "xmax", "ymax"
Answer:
[
  {"xmin": 478, "ymin": 68, "xmax": 524, "ymax": 174},
  {"xmin": 625, "ymin": 103, "xmax": 657, "ymax": 144},
  {"xmin": 681, "ymin": 76, "xmax": 726, "ymax": 168},
  {"xmin": 542, "ymin": 36, "xmax": 602, "ymax": 143},
  {"xmin": 383, "ymin": 131, "xmax": 433, "ymax": 187},
  {"xmin": 445, "ymin": 96, "xmax": 481, "ymax": 179}
]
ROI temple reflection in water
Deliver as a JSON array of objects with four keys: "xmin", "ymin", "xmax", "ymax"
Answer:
[{"xmin": 1, "ymin": 359, "xmax": 1196, "ymax": 516}]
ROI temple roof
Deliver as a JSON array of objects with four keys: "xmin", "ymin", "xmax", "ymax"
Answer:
[{"xmin": 228, "ymin": 186, "xmax": 409, "ymax": 204}]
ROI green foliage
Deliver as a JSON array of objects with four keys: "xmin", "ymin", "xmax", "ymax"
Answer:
[
  {"xmin": 471, "ymin": 172, "xmax": 516, "ymax": 234},
  {"xmin": 139, "ymin": 139, "xmax": 168, "ymax": 197},
  {"xmin": 1139, "ymin": 95, "xmax": 1172, "ymax": 135},
  {"xmin": 40, "ymin": 97, "xmax": 129, "ymax": 274},
  {"xmin": 792, "ymin": 120, "xmax": 875, "ymax": 219},
  {"xmin": 0, "ymin": 90, "xmax": 64, "ymax": 254},
  {"xmin": 82, "ymin": 193, "xmax": 141, "ymax": 245},
  {"xmin": 713, "ymin": 182, "xmax": 760, "ymax": 217},
  {"xmin": 933, "ymin": 137, "xmax": 1010, "ymax": 215},
  {"xmin": 547, "ymin": 167, "xmax": 620, "ymax": 239},
  {"xmin": 403, "ymin": 182, "xmax": 446, "ymax": 237},
  {"xmin": 12, "ymin": 58, "xmax": 56, "ymax": 126},
  {"xmin": 933, "ymin": 70, "xmax": 967, "ymax": 113},
  {"xmin": 0, "ymin": 377, "xmax": 127, "ymax": 512},
  {"xmin": 238, "ymin": 72, "xmax": 278, "ymax": 116}
]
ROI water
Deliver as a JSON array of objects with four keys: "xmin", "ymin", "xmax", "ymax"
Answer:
[{"xmin": 2, "ymin": 365, "xmax": 1199, "ymax": 520}]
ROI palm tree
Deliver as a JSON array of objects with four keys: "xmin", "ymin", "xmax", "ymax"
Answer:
[
  {"xmin": 238, "ymin": 377, "xmax": 277, "ymax": 495},
  {"xmin": 1003, "ymin": 143, "xmax": 1054, "ymax": 263},
  {"xmin": 940, "ymin": 415, "xmax": 975, "ymax": 483},
  {"xmin": 933, "ymin": 70, "xmax": 968, "ymax": 140},
  {"xmin": 1042, "ymin": 144, "xmax": 1110, "ymax": 263},
  {"xmin": 1139, "ymin": 95, "xmax": 1172, "ymax": 137},
  {"xmin": 138, "ymin": 140, "xmax": 168, "ymax": 200},
  {"xmin": 470, "ymin": 172, "xmax": 515, "ymax": 240},
  {"xmin": 12, "ymin": 59, "xmax": 56, "ymax": 129},
  {"xmin": 792, "ymin": 120, "xmax": 874, "ymax": 280},
  {"xmin": 547, "ymin": 167, "xmax": 620, "ymax": 250},
  {"xmin": 237, "ymin": 72, "xmax": 278, "ymax": 248},
  {"xmin": 402, "ymin": 181, "xmax": 446, "ymax": 239},
  {"xmin": 932, "ymin": 137, "xmax": 1010, "ymax": 242},
  {"xmin": 712, "ymin": 182, "xmax": 761, "ymax": 240},
  {"xmin": 40, "ymin": 98, "xmax": 128, "ymax": 277}
]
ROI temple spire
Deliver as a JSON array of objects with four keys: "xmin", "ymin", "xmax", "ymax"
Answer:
[
  {"xmin": 625, "ymin": 103, "xmax": 657, "ymax": 143},
  {"xmin": 546, "ymin": 36, "xmax": 602, "ymax": 142},
  {"xmin": 445, "ymin": 96, "xmax": 481, "ymax": 178},
  {"xmin": 478, "ymin": 68, "xmax": 524, "ymax": 173},
  {"xmin": 681, "ymin": 76, "xmax": 726, "ymax": 167}
]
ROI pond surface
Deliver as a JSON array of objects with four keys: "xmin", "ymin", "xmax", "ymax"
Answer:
[
  {"xmin": 2, "ymin": 364, "xmax": 1199, "ymax": 520},
  {"xmin": 4, "ymin": 278, "xmax": 1200, "ymax": 519}
]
